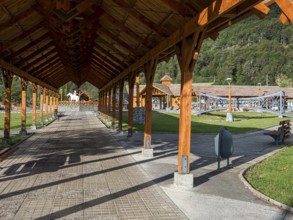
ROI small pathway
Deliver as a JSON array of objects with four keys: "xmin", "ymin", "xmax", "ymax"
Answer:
[{"xmin": 0, "ymin": 112, "xmax": 187, "ymax": 220}]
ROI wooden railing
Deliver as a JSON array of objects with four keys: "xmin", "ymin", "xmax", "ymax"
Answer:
[{"xmin": 58, "ymin": 101, "xmax": 99, "ymax": 106}]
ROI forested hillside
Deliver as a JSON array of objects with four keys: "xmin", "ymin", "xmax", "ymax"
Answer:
[
  {"xmin": 0, "ymin": 5, "xmax": 292, "ymax": 104},
  {"xmin": 153, "ymin": 5, "xmax": 293, "ymax": 87}
]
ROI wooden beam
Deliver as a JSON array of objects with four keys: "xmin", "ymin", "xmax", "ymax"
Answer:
[
  {"xmin": 175, "ymin": 29, "xmax": 206, "ymax": 174},
  {"xmin": 53, "ymin": 0, "xmax": 95, "ymax": 22},
  {"xmin": 275, "ymin": 0, "xmax": 293, "ymax": 24},
  {"xmin": 127, "ymin": 73, "xmax": 135, "ymax": 137},
  {"xmin": 7, "ymin": 32, "xmax": 49, "ymax": 58},
  {"xmin": 118, "ymin": 80, "xmax": 124, "ymax": 130},
  {"xmin": 0, "ymin": 21, "xmax": 44, "ymax": 53},
  {"xmin": 91, "ymin": 65, "xmax": 109, "ymax": 81},
  {"xmin": 0, "ymin": 6, "xmax": 35, "ymax": 28},
  {"xmin": 91, "ymin": 63, "xmax": 113, "ymax": 80},
  {"xmin": 143, "ymin": 57, "xmax": 158, "ymax": 150},
  {"xmin": 15, "ymin": 41, "xmax": 54, "ymax": 67},
  {"xmin": 32, "ymin": 60, "xmax": 62, "ymax": 77},
  {"xmin": 0, "ymin": 59, "xmax": 57, "ymax": 91},
  {"xmin": 160, "ymin": 0, "xmax": 190, "ymax": 16},
  {"xmin": 2, "ymin": 69, "xmax": 13, "ymax": 143},
  {"xmin": 95, "ymin": 37, "xmax": 128, "ymax": 60},
  {"xmin": 23, "ymin": 51, "xmax": 59, "ymax": 71},
  {"xmin": 20, "ymin": 78, "xmax": 28, "ymax": 134},
  {"xmin": 94, "ymin": 45, "xmax": 127, "ymax": 68},
  {"xmin": 92, "ymin": 56, "xmax": 120, "ymax": 76},
  {"xmin": 99, "ymin": 28, "xmax": 140, "ymax": 57},
  {"xmin": 112, "ymin": 0, "xmax": 168, "ymax": 37},
  {"xmin": 252, "ymin": 2, "xmax": 270, "ymax": 19},
  {"xmin": 92, "ymin": 51, "xmax": 123, "ymax": 72},
  {"xmin": 103, "ymin": 14, "xmax": 150, "ymax": 49}
]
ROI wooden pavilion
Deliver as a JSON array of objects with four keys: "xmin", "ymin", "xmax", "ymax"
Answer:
[
  {"xmin": 0, "ymin": 0, "xmax": 292, "ymax": 187},
  {"xmin": 130, "ymin": 74, "xmax": 293, "ymax": 109}
]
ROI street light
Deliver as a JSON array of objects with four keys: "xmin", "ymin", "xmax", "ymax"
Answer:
[
  {"xmin": 226, "ymin": 78, "xmax": 233, "ymax": 122},
  {"xmin": 257, "ymin": 83, "xmax": 261, "ymax": 107}
]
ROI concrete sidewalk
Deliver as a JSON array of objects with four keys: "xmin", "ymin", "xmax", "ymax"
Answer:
[
  {"xmin": 0, "ymin": 112, "xmax": 187, "ymax": 219},
  {"xmin": 113, "ymin": 124, "xmax": 293, "ymax": 220},
  {"xmin": 0, "ymin": 111, "xmax": 292, "ymax": 219}
]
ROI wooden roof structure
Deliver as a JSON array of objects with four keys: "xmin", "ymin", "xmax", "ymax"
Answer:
[{"xmin": 0, "ymin": 0, "xmax": 292, "ymax": 92}]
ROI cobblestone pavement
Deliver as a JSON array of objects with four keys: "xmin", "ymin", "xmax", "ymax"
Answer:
[{"xmin": 0, "ymin": 112, "xmax": 187, "ymax": 220}]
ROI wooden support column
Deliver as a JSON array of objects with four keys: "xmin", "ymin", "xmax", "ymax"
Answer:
[
  {"xmin": 143, "ymin": 57, "xmax": 158, "ymax": 151},
  {"xmin": 175, "ymin": 30, "xmax": 206, "ymax": 177},
  {"xmin": 135, "ymin": 74, "xmax": 140, "ymax": 107},
  {"xmin": 112, "ymin": 84, "xmax": 117, "ymax": 129},
  {"xmin": 118, "ymin": 80, "xmax": 124, "ymax": 131},
  {"xmin": 45, "ymin": 88, "xmax": 49, "ymax": 121},
  {"xmin": 55, "ymin": 92, "xmax": 59, "ymax": 111},
  {"xmin": 127, "ymin": 73, "xmax": 135, "ymax": 137},
  {"xmin": 2, "ymin": 69, "xmax": 13, "ymax": 145},
  {"xmin": 31, "ymin": 83, "xmax": 37, "ymax": 130},
  {"xmin": 39, "ymin": 86, "xmax": 44, "ymax": 126},
  {"xmin": 49, "ymin": 91, "xmax": 53, "ymax": 119},
  {"xmin": 108, "ymin": 88, "xmax": 112, "ymax": 121},
  {"xmin": 20, "ymin": 78, "xmax": 28, "ymax": 135}
]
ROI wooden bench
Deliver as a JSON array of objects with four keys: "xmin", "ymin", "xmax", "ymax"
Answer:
[
  {"xmin": 280, "ymin": 120, "xmax": 291, "ymax": 139},
  {"xmin": 264, "ymin": 126, "xmax": 285, "ymax": 144},
  {"xmin": 264, "ymin": 120, "xmax": 291, "ymax": 144}
]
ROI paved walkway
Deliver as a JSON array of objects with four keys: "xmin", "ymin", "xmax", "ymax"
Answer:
[
  {"xmin": 0, "ymin": 112, "xmax": 187, "ymax": 219},
  {"xmin": 0, "ymin": 111, "xmax": 292, "ymax": 219}
]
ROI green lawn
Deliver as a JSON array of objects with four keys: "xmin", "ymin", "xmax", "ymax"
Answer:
[
  {"xmin": 0, "ymin": 112, "xmax": 53, "ymax": 130},
  {"xmin": 119, "ymin": 111, "xmax": 292, "ymax": 134},
  {"xmin": 0, "ymin": 134, "xmax": 29, "ymax": 148},
  {"xmin": 0, "ymin": 112, "xmax": 54, "ymax": 148},
  {"xmin": 245, "ymin": 146, "xmax": 293, "ymax": 207}
]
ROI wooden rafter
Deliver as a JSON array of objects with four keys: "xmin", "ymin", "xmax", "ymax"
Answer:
[
  {"xmin": 112, "ymin": 0, "xmax": 168, "ymax": 37},
  {"xmin": 0, "ymin": 58, "xmax": 57, "ymax": 91},
  {"xmin": 103, "ymin": 14, "xmax": 149, "ymax": 49},
  {"xmin": 15, "ymin": 41, "xmax": 54, "ymax": 66},
  {"xmin": 94, "ymin": 45, "xmax": 127, "ymax": 68},
  {"xmin": 22, "ymin": 50, "xmax": 58, "ymax": 71},
  {"xmin": 6, "ymin": 32, "xmax": 49, "ymax": 59}
]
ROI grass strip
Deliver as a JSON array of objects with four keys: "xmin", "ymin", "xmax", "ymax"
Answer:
[{"xmin": 245, "ymin": 146, "xmax": 293, "ymax": 207}]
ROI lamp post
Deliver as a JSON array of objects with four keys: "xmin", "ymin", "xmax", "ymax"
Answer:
[
  {"xmin": 257, "ymin": 83, "xmax": 261, "ymax": 108},
  {"xmin": 226, "ymin": 78, "xmax": 233, "ymax": 121}
]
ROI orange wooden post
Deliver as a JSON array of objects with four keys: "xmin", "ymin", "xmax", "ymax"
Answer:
[
  {"xmin": 174, "ymin": 30, "xmax": 206, "ymax": 187},
  {"xmin": 45, "ymin": 88, "xmax": 49, "ymax": 121},
  {"xmin": 39, "ymin": 86, "xmax": 44, "ymax": 126},
  {"xmin": 31, "ymin": 83, "xmax": 37, "ymax": 130},
  {"xmin": 127, "ymin": 73, "xmax": 135, "ymax": 137},
  {"xmin": 143, "ymin": 57, "xmax": 158, "ymax": 152},
  {"xmin": 2, "ymin": 69, "xmax": 13, "ymax": 145},
  {"xmin": 108, "ymin": 88, "xmax": 112, "ymax": 121},
  {"xmin": 136, "ymin": 74, "xmax": 140, "ymax": 107},
  {"xmin": 55, "ymin": 92, "xmax": 59, "ymax": 112},
  {"xmin": 49, "ymin": 90, "xmax": 53, "ymax": 119},
  {"xmin": 20, "ymin": 78, "xmax": 28, "ymax": 135},
  {"xmin": 118, "ymin": 80, "xmax": 124, "ymax": 131},
  {"xmin": 112, "ymin": 84, "xmax": 117, "ymax": 129}
]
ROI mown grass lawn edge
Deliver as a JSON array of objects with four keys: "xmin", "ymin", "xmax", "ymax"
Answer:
[{"xmin": 239, "ymin": 146, "xmax": 293, "ymax": 212}]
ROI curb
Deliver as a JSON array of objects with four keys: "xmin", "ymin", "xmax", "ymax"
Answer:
[
  {"xmin": 0, "ymin": 132, "xmax": 34, "ymax": 163},
  {"xmin": 239, "ymin": 158, "xmax": 293, "ymax": 213}
]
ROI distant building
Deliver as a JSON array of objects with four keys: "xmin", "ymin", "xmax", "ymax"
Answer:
[{"xmin": 126, "ymin": 74, "xmax": 293, "ymax": 110}]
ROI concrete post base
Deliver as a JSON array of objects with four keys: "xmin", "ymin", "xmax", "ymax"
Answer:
[
  {"xmin": 226, "ymin": 112, "xmax": 234, "ymax": 122},
  {"xmin": 2, "ymin": 138, "xmax": 11, "ymax": 145},
  {"xmin": 31, "ymin": 125, "xmax": 37, "ymax": 130},
  {"xmin": 142, "ymin": 148, "xmax": 153, "ymax": 158},
  {"xmin": 174, "ymin": 172, "xmax": 194, "ymax": 189},
  {"xmin": 19, "ymin": 129, "xmax": 27, "ymax": 135},
  {"xmin": 39, "ymin": 121, "xmax": 44, "ymax": 126}
]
